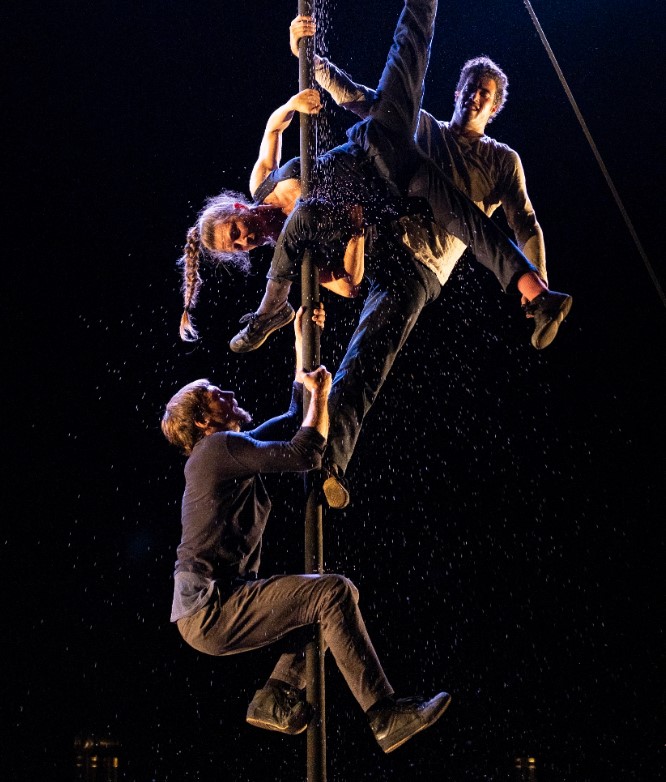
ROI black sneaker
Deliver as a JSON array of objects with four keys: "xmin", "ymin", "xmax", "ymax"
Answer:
[
  {"xmin": 322, "ymin": 465, "xmax": 350, "ymax": 509},
  {"xmin": 246, "ymin": 681, "xmax": 313, "ymax": 735},
  {"xmin": 524, "ymin": 290, "xmax": 572, "ymax": 350},
  {"xmin": 229, "ymin": 303, "xmax": 295, "ymax": 353},
  {"xmin": 368, "ymin": 692, "xmax": 451, "ymax": 754}
]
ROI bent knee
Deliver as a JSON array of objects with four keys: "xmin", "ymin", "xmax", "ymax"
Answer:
[{"xmin": 319, "ymin": 573, "xmax": 359, "ymax": 605}]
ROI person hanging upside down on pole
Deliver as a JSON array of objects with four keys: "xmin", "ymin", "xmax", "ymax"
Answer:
[{"xmin": 177, "ymin": 88, "xmax": 365, "ymax": 344}]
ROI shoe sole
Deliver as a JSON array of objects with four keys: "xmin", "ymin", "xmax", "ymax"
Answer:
[
  {"xmin": 323, "ymin": 476, "xmax": 350, "ymax": 509},
  {"xmin": 531, "ymin": 296, "xmax": 572, "ymax": 350},
  {"xmin": 245, "ymin": 714, "xmax": 309, "ymax": 735},
  {"xmin": 379, "ymin": 693, "xmax": 452, "ymax": 754},
  {"xmin": 230, "ymin": 309, "xmax": 296, "ymax": 354}
]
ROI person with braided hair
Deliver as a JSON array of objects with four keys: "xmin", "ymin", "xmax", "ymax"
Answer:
[
  {"xmin": 178, "ymin": 189, "xmax": 365, "ymax": 343},
  {"xmin": 177, "ymin": 88, "xmax": 365, "ymax": 343}
]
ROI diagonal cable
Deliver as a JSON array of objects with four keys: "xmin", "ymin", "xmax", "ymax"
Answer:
[{"xmin": 522, "ymin": 0, "xmax": 665, "ymax": 308}]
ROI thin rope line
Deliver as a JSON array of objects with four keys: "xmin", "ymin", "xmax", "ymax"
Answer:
[{"xmin": 522, "ymin": 0, "xmax": 665, "ymax": 308}]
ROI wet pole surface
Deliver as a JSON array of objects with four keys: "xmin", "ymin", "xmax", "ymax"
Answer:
[{"xmin": 298, "ymin": 2, "xmax": 327, "ymax": 781}]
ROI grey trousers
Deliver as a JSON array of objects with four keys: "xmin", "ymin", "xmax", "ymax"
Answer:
[{"xmin": 177, "ymin": 572, "xmax": 394, "ymax": 712}]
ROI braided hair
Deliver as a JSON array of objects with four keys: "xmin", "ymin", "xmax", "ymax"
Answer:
[{"xmin": 178, "ymin": 190, "xmax": 254, "ymax": 341}]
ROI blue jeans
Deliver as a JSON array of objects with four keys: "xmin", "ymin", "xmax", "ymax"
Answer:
[{"xmin": 328, "ymin": 245, "xmax": 441, "ymax": 472}]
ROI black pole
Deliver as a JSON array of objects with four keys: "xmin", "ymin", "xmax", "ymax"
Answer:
[{"xmin": 297, "ymin": 2, "xmax": 326, "ymax": 781}]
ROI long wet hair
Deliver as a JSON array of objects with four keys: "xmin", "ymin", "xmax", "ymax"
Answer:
[
  {"xmin": 455, "ymin": 55, "xmax": 509, "ymax": 121},
  {"xmin": 178, "ymin": 190, "xmax": 255, "ymax": 342}
]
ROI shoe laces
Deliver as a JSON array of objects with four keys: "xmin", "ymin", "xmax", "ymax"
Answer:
[
  {"xmin": 238, "ymin": 312, "xmax": 258, "ymax": 324},
  {"xmin": 381, "ymin": 695, "xmax": 427, "ymax": 714},
  {"xmin": 274, "ymin": 685, "xmax": 302, "ymax": 709},
  {"xmin": 522, "ymin": 294, "xmax": 545, "ymax": 315}
]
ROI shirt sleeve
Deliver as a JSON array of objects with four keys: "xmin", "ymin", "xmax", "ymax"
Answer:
[
  {"xmin": 500, "ymin": 150, "xmax": 547, "ymax": 282},
  {"xmin": 314, "ymin": 55, "xmax": 376, "ymax": 118},
  {"xmin": 248, "ymin": 382, "xmax": 303, "ymax": 441},
  {"xmin": 226, "ymin": 426, "xmax": 326, "ymax": 475}
]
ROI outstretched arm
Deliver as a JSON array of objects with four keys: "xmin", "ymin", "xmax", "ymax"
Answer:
[
  {"xmin": 290, "ymin": 15, "xmax": 376, "ymax": 119},
  {"xmin": 314, "ymin": 57, "xmax": 376, "ymax": 118},
  {"xmin": 249, "ymin": 89, "xmax": 322, "ymax": 197},
  {"xmin": 294, "ymin": 299, "xmax": 332, "ymax": 440},
  {"xmin": 301, "ymin": 366, "xmax": 331, "ymax": 439},
  {"xmin": 246, "ymin": 305, "xmax": 326, "ymax": 444},
  {"xmin": 294, "ymin": 305, "xmax": 326, "ymax": 384},
  {"xmin": 500, "ymin": 151, "xmax": 547, "ymax": 287}
]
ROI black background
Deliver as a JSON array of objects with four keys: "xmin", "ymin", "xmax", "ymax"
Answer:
[{"xmin": 5, "ymin": 1, "xmax": 665, "ymax": 780}]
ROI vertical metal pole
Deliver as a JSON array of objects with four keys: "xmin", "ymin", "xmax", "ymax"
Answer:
[{"xmin": 297, "ymin": 2, "xmax": 326, "ymax": 781}]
